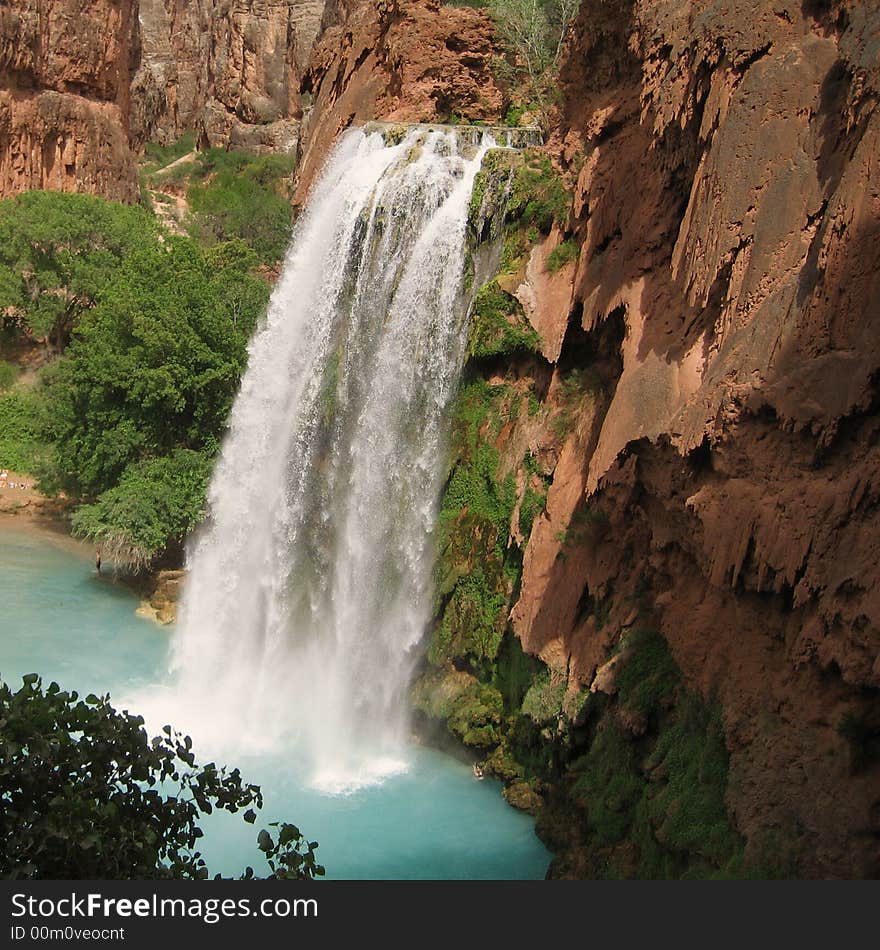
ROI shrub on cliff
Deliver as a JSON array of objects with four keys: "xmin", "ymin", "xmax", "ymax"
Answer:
[{"xmin": 0, "ymin": 675, "xmax": 322, "ymax": 880}]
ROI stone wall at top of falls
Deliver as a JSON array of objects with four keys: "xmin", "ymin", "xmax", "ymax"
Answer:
[{"xmin": 293, "ymin": 0, "xmax": 506, "ymax": 205}]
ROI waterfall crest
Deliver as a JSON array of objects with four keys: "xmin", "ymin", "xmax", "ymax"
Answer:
[{"xmin": 168, "ymin": 127, "xmax": 493, "ymax": 791}]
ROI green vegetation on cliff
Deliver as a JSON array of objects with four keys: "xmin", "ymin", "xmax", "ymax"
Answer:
[
  {"xmin": 433, "ymin": 381, "xmax": 519, "ymax": 671},
  {"xmin": 545, "ymin": 630, "xmax": 744, "ymax": 878},
  {"xmin": 143, "ymin": 140, "xmax": 295, "ymax": 267},
  {"xmin": 468, "ymin": 280, "xmax": 541, "ymax": 360}
]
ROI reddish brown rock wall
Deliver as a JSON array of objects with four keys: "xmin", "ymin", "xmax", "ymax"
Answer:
[
  {"xmin": 0, "ymin": 0, "xmax": 139, "ymax": 201},
  {"xmin": 511, "ymin": 0, "xmax": 880, "ymax": 877}
]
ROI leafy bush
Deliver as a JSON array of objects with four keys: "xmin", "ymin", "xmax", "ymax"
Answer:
[
  {"xmin": 0, "ymin": 388, "xmax": 50, "ymax": 474},
  {"xmin": 521, "ymin": 669, "xmax": 566, "ymax": 724},
  {"xmin": 506, "ymin": 152, "xmax": 570, "ymax": 234},
  {"xmin": 0, "ymin": 361, "xmax": 18, "ymax": 391},
  {"xmin": 0, "ymin": 675, "xmax": 322, "ymax": 880},
  {"xmin": 468, "ymin": 280, "xmax": 541, "ymax": 359},
  {"xmin": 71, "ymin": 450, "xmax": 213, "ymax": 571},
  {"xmin": 546, "ymin": 239, "xmax": 578, "ymax": 273},
  {"xmin": 187, "ymin": 150, "xmax": 295, "ymax": 264}
]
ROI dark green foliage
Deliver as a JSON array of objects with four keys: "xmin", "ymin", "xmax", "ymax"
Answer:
[
  {"xmin": 493, "ymin": 633, "xmax": 541, "ymax": 714},
  {"xmin": 433, "ymin": 382, "xmax": 520, "ymax": 668},
  {"xmin": 563, "ymin": 631, "xmax": 743, "ymax": 877},
  {"xmin": 468, "ymin": 280, "xmax": 541, "ymax": 359},
  {"xmin": 71, "ymin": 450, "xmax": 213, "ymax": 570},
  {"xmin": 644, "ymin": 696, "xmax": 742, "ymax": 869},
  {"xmin": 0, "ymin": 192, "xmax": 157, "ymax": 346},
  {"xmin": 571, "ymin": 718, "xmax": 644, "ymax": 846},
  {"xmin": 0, "ymin": 676, "xmax": 322, "ymax": 880},
  {"xmin": 47, "ymin": 236, "xmax": 268, "ymax": 499},
  {"xmin": 0, "ymin": 361, "xmax": 18, "ymax": 390},
  {"xmin": 521, "ymin": 670, "xmax": 566, "ymax": 725},
  {"xmin": 615, "ymin": 628, "xmax": 680, "ymax": 720},
  {"xmin": 186, "ymin": 149, "xmax": 295, "ymax": 264}
]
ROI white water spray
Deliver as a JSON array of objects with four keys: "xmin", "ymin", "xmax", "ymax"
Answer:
[{"xmin": 162, "ymin": 127, "xmax": 493, "ymax": 792}]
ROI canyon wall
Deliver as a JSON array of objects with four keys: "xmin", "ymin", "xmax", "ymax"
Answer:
[
  {"xmin": 0, "ymin": 0, "xmax": 140, "ymax": 200},
  {"xmin": 132, "ymin": 0, "xmax": 324, "ymax": 152},
  {"xmin": 503, "ymin": 0, "xmax": 879, "ymax": 877},
  {"xmin": 0, "ymin": 0, "xmax": 325, "ymax": 200}
]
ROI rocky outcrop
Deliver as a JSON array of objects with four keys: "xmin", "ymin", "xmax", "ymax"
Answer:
[
  {"xmin": 295, "ymin": 0, "xmax": 505, "ymax": 203},
  {"xmin": 132, "ymin": 0, "xmax": 324, "ymax": 152},
  {"xmin": 0, "ymin": 0, "xmax": 140, "ymax": 201},
  {"xmin": 505, "ymin": 0, "xmax": 880, "ymax": 877}
]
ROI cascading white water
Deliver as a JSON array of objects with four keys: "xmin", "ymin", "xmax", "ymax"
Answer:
[{"xmin": 168, "ymin": 126, "xmax": 494, "ymax": 792}]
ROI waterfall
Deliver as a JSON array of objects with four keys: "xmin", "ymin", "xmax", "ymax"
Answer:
[{"xmin": 166, "ymin": 126, "xmax": 494, "ymax": 792}]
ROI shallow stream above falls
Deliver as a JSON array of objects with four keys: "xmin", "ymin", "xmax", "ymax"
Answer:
[{"xmin": 0, "ymin": 521, "xmax": 551, "ymax": 879}]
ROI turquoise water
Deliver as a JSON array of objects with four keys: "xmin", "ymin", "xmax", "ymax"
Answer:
[{"xmin": 0, "ymin": 522, "xmax": 550, "ymax": 879}]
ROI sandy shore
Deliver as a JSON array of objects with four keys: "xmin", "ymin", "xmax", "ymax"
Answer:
[{"xmin": 0, "ymin": 470, "xmax": 89, "ymax": 556}]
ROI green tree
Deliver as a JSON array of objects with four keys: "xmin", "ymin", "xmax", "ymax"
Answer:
[
  {"xmin": 0, "ymin": 676, "xmax": 323, "ymax": 880},
  {"xmin": 0, "ymin": 192, "xmax": 156, "ymax": 349},
  {"xmin": 186, "ymin": 150, "xmax": 295, "ymax": 265},
  {"xmin": 47, "ymin": 236, "xmax": 268, "ymax": 498}
]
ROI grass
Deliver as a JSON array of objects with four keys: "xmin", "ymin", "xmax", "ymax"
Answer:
[
  {"xmin": 0, "ymin": 386, "xmax": 50, "ymax": 474},
  {"xmin": 467, "ymin": 280, "xmax": 541, "ymax": 360},
  {"xmin": 546, "ymin": 239, "xmax": 578, "ymax": 273},
  {"xmin": 0, "ymin": 360, "xmax": 19, "ymax": 391}
]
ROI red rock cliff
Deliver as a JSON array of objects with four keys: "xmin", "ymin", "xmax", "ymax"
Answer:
[
  {"xmin": 0, "ymin": 0, "xmax": 325, "ymax": 201},
  {"xmin": 0, "ymin": 0, "xmax": 140, "ymax": 201},
  {"xmin": 132, "ymin": 0, "xmax": 324, "ymax": 152},
  {"xmin": 510, "ymin": 0, "xmax": 879, "ymax": 877}
]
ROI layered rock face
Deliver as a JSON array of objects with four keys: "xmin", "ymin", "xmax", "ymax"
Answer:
[
  {"xmin": 132, "ymin": 0, "xmax": 324, "ymax": 152},
  {"xmin": 0, "ymin": 0, "xmax": 324, "ymax": 200},
  {"xmin": 294, "ymin": 0, "xmax": 505, "ymax": 202},
  {"xmin": 0, "ymin": 0, "xmax": 140, "ymax": 201},
  {"xmin": 508, "ymin": 0, "xmax": 880, "ymax": 876}
]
